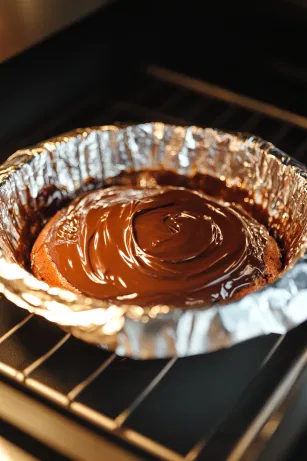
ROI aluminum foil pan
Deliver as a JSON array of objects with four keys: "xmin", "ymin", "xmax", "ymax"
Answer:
[{"xmin": 0, "ymin": 123, "xmax": 307, "ymax": 359}]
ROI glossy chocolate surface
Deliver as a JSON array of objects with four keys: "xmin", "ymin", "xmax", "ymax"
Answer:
[{"xmin": 46, "ymin": 185, "xmax": 268, "ymax": 306}]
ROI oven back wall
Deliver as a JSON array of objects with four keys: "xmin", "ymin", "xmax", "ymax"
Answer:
[
  {"xmin": 0, "ymin": 0, "xmax": 143, "ymax": 160},
  {"xmin": 149, "ymin": 0, "xmax": 307, "ymax": 118},
  {"xmin": 0, "ymin": 0, "xmax": 306, "ymax": 157}
]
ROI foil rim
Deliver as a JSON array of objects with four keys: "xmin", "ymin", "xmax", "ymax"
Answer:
[{"xmin": 0, "ymin": 123, "xmax": 306, "ymax": 358}]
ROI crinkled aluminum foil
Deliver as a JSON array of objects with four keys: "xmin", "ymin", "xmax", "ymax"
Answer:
[{"xmin": 0, "ymin": 123, "xmax": 307, "ymax": 359}]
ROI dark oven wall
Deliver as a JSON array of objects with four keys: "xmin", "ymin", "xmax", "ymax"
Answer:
[
  {"xmin": 148, "ymin": 0, "xmax": 307, "ymax": 118},
  {"xmin": 1, "ymin": 0, "xmax": 307, "ymax": 158}
]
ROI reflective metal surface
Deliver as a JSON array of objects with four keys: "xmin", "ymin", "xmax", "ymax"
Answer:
[
  {"xmin": 0, "ymin": 437, "xmax": 38, "ymax": 461},
  {"xmin": 0, "ymin": 0, "xmax": 110, "ymax": 62},
  {"xmin": 0, "ymin": 123, "xmax": 306, "ymax": 358}
]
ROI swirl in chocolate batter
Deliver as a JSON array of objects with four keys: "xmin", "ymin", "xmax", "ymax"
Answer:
[{"xmin": 46, "ymin": 187, "xmax": 268, "ymax": 306}]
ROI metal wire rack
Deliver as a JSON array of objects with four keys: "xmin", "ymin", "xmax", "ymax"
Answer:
[{"xmin": 2, "ymin": 66, "xmax": 307, "ymax": 461}]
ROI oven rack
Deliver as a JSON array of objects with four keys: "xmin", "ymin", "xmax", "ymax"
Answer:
[
  {"xmin": 2, "ymin": 67, "xmax": 307, "ymax": 461},
  {"xmin": 2, "ymin": 314, "xmax": 307, "ymax": 461}
]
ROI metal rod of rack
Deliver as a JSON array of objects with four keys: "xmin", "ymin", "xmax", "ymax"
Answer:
[
  {"xmin": 0, "ymin": 311, "xmax": 290, "ymax": 461},
  {"xmin": 147, "ymin": 65, "xmax": 307, "ymax": 130}
]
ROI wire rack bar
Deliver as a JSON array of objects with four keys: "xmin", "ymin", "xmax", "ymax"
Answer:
[
  {"xmin": 22, "ymin": 333, "xmax": 71, "ymax": 379},
  {"xmin": 25, "ymin": 378, "xmax": 69, "ymax": 406},
  {"xmin": 0, "ymin": 330, "xmax": 179, "ymax": 460},
  {"xmin": 0, "ymin": 437, "xmax": 38, "ymax": 461},
  {"xmin": 0, "ymin": 380, "xmax": 143, "ymax": 461},
  {"xmin": 0, "ymin": 313, "xmax": 34, "ymax": 344},
  {"xmin": 72, "ymin": 400, "xmax": 185, "ymax": 461},
  {"xmin": 147, "ymin": 65, "xmax": 307, "ymax": 130},
  {"xmin": 118, "ymin": 427, "xmax": 185, "ymax": 461},
  {"xmin": 0, "ymin": 329, "xmax": 288, "ymax": 461},
  {"xmin": 0, "ymin": 361, "xmax": 24, "ymax": 381},
  {"xmin": 67, "ymin": 353, "xmax": 117, "ymax": 401},
  {"xmin": 184, "ymin": 335, "xmax": 286, "ymax": 461},
  {"xmin": 227, "ymin": 348, "xmax": 307, "ymax": 461},
  {"xmin": 115, "ymin": 357, "xmax": 177, "ymax": 427},
  {"xmin": 1, "ymin": 356, "xmax": 185, "ymax": 461},
  {"xmin": 261, "ymin": 335, "xmax": 286, "ymax": 367}
]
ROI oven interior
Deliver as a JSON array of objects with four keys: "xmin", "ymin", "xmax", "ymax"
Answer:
[{"xmin": 2, "ymin": 1, "xmax": 307, "ymax": 460}]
